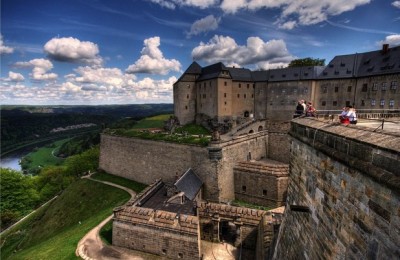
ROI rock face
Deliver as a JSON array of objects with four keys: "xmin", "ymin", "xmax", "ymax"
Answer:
[{"xmin": 273, "ymin": 118, "xmax": 400, "ymax": 259}]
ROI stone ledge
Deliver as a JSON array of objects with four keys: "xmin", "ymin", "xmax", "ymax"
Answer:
[{"xmin": 290, "ymin": 119, "xmax": 400, "ymax": 192}]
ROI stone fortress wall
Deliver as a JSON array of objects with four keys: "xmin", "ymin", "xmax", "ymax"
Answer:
[
  {"xmin": 273, "ymin": 118, "xmax": 400, "ymax": 259},
  {"xmin": 100, "ymin": 130, "xmax": 286, "ymax": 202}
]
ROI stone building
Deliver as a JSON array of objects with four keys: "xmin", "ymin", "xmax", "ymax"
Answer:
[
  {"xmin": 113, "ymin": 169, "xmax": 284, "ymax": 259},
  {"xmin": 173, "ymin": 44, "xmax": 400, "ymax": 124}
]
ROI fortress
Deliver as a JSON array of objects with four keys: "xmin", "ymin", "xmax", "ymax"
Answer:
[{"xmin": 100, "ymin": 46, "xmax": 400, "ymax": 259}]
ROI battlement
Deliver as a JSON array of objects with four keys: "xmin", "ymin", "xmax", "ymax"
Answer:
[{"xmin": 235, "ymin": 160, "xmax": 289, "ymax": 177}]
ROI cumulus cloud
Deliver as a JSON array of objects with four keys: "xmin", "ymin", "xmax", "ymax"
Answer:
[
  {"xmin": 149, "ymin": 0, "xmax": 219, "ymax": 9},
  {"xmin": 392, "ymin": 1, "xmax": 400, "ymax": 8},
  {"xmin": 377, "ymin": 34, "xmax": 400, "ymax": 47},
  {"xmin": 220, "ymin": 0, "xmax": 371, "ymax": 29},
  {"xmin": 1, "ymin": 71, "xmax": 25, "ymax": 82},
  {"xmin": 14, "ymin": 58, "xmax": 58, "ymax": 81},
  {"xmin": 44, "ymin": 37, "xmax": 103, "ymax": 67},
  {"xmin": 187, "ymin": 15, "xmax": 221, "ymax": 38},
  {"xmin": 192, "ymin": 35, "xmax": 294, "ymax": 69},
  {"xmin": 126, "ymin": 36, "xmax": 181, "ymax": 75},
  {"xmin": 0, "ymin": 35, "xmax": 14, "ymax": 54}
]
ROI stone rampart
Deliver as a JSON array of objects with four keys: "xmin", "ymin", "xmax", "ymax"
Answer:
[
  {"xmin": 234, "ymin": 160, "xmax": 289, "ymax": 208},
  {"xmin": 100, "ymin": 132, "xmax": 270, "ymax": 202},
  {"xmin": 99, "ymin": 134, "xmax": 219, "ymax": 200},
  {"xmin": 273, "ymin": 118, "xmax": 400, "ymax": 259}
]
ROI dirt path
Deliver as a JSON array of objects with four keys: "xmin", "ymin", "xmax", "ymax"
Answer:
[{"xmin": 75, "ymin": 175, "xmax": 144, "ymax": 260}]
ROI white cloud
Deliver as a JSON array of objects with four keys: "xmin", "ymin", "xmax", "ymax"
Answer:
[
  {"xmin": 44, "ymin": 37, "xmax": 103, "ymax": 67},
  {"xmin": 392, "ymin": 1, "xmax": 400, "ymax": 8},
  {"xmin": 0, "ymin": 35, "xmax": 14, "ymax": 54},
  {"xmin": 220, "ymin": 0, "xmax": 371, "ymax": 29},
  {"xmin": 377, "ymin": 34, "xmax": 400, "ymax": 47},
  {"xmin": 14, "ymin": 58, "xmax": 58, "ymax": 81},
  {"xmin": 149, "ymin": 0, "xmax": 219, "ymax": 9},
  {"xmin": 1, "ymin": 71, "xmax": 25, "ymax": 82},
  {"xmin": 187, "ymin": 15, "xmax": 221, "ymax": 38},
  {"xmin": 126, "ymin": 36, "xmax": 181, "ymax": 75},
  {"xmin": 192, "ymin": 35, "xmax": 294, "ymax": 68}
]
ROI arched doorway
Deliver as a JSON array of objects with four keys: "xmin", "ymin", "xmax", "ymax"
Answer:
[
  {"xmin": 244, "ymin": 111, "xmax": 249, "ymax": 117},
  {"xmin": 249, "ymin": 130, "xmax": 254, "ymax": 134},
  {"xmin": 258, "ymin": 125, "xmax": 263, "ymax": 131}
]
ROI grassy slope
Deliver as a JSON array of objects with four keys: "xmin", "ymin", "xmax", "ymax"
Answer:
[
  {"xmin": 23, "ymin": 139, "xmax": 69, "ymax": 169},
  {"xmin": 131, "ymin": 114, "xmax": 172, "ymax": 129},
  {"xmin": 1, "ymin": 179, "xmax": 131, "ymax": 260}
]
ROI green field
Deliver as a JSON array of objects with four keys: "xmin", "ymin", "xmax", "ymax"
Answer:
[
  {"xmin": 131, "ymin": 114, "xmax": 172, "ymax": 129},
  {"xmin": 0, "ymin": 179, "xmax": 131, "ymax": 260},
  {"xmin": 20, "ymin": 139, "xmax": 70, "ymax": 173},
  {"xmin": 92, "ymin": 171, "xmax": 147, "ymax": 192}
]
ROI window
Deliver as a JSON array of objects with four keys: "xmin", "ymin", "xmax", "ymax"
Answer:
[
  {"xmin": 178, "ymin": 253, "xmax": 183, "ymax": 259},
  {"xmin": 263, "ymin": 190, "xmax": 267, "ymax": 196},
  {"xmin": 333, "ymin": 101, "xmax": 338, "ymax": 106},
  {"xmin": 187, "ymin": 84, "xmax": 190, "ymax": 88},
  {"xmin": 321, "ymin": 101, "xmax": 326, "ymax": 106},
  {"xmin": 251, "ymin": 94, "xmax": 254, "ymax": 98},
  {"xmin": 380, "ymin": 99, "xmax": 385, "ymax": 107},
  {"xmin": 187, "ymin": 94, "xmax": 189, "ymax": 99},
  {"xmin": 162, "ymin": 249, "xmax": 167, "ymax": 255},
  {"xmin": 391, "ymin": 81, "xmax": 398, "ymax": 89},
  {"xmin": 253, "ymin": 84, "xmax": 255, "ymax": 88},
  {"xmin": 204, "ymin": 82, "xmax": 206, "ymax": 87},
  {"xmin": 247, "ymin": 84, "xmax": 250, "ymax": 88},
  {"xmin": 242, "ymin": 186, "xmax": 247, "ymax": 192},
  {"xmin": 361, "ymin": 100, "xmax": 365, "ymax": 106},
  {"xmin": 334, "ymin": 86, "xmax": 339, "ymax": 92},
  {"xmin": 224, "ymin": 93, "xmax": 227, "ymax": 98},
  {"xmin": 304, "ymin": 87, "xmax": 308, "ymax": 94},
  {"xmin": 346, "ymin": 101, "xmax": 351, "ymax": 107},
  {"xmin": 237, "ymin": 94, "xmax": 240, "ymax": 98},
  {"xmin": 203, "ymin": 94, "xmax": 206, "ymax": 98},
  {"xmin": 239, "ymin": 84, "xmax": 241, "ymax": 88},
  {"xmin": 244, "ymin": 94, "xmax": 246, "ymax": 99},
  {"xmin": 381, "ymin": 82, "xmax": 387, "ymax": 91},
  {"xmin": 371, "ymin": 99, "xmax": 376, "ymax": 106},
  {"xmin": 322, "ymin": 86, "xmax": 328, "ymax": 93},
  {"xmin": 362, "ymin": 83, "xmax": 368, "ymax": 92},
  {"xmin": 185, "ymin": 106, "xmax": 188, "ymax": 110},
  {"xmin": 389, "ymin": 99, "xmax": 394, "ymax": 107},
  {"xmin": 372, "ymin": 83, "xmax": 378, "ymax": 91},
  {"xmin": 224, "ymin": 101, "xmax": 227, "ymax": 105},
  {"xmin": 347, "ymin": 86, "xmax": 352, "ymax": 92},
  {"xmin": 224, "ymin": 81, "xmax": 227, "ymax": 86}
]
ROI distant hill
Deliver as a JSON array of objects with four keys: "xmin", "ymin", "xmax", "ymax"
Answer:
[{"xmin": 1, "ymin": 104, "xmax": 173, "ymax": 155}]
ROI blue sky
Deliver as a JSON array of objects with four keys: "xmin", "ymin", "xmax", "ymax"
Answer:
[{"xmin": 1, "ymin": 0, "xmax": 400, "ymax": 105}]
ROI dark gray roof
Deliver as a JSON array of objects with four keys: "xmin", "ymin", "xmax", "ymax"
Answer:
[
  {"xmin": 197, "ymin": 62, "xmax": 228, "ymax": 81},
  {"xmin": 175, "ymin": 168, "xmax": 203, "ymax": 200},
  {"xmin": 185, "ymin": 61, "xmax": 202, "ymax": 74},
  {"xmin": 268, "ymin": 66, "xmax": 324, "ymax": 82},
  {"xmin": 357, "ymin": 46, "xmax": 400, "ymax": 77},
  {"xmin": 318, "ymin": 54, "xmax": 358, "ymax": 79},
  {"xmin": 227, "ymin": 67, "xmax": 253, "ymax": 81},
  {"xmin": 251, "ymin": 70, "xmax": 269, "ymax": 82}
]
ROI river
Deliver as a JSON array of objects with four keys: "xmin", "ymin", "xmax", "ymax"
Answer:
[{"xmin": 0, "ymin": 151, "xmax": 29, "ymax": 171}]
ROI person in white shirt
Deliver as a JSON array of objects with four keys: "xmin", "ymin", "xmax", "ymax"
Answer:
[{"xmin": 346, "ymin": 106, "xmax": 357, "ymax": 124}]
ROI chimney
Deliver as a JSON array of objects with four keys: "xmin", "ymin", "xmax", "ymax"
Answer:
[{"xmin": 382, "ymin": 44, "xmax": 389, "ymax": 54}]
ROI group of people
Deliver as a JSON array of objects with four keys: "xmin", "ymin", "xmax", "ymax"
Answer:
[
  {"xmin": 294, "ymin": 100, "xmax": 357, "ymax": 125},
  {"xmin": 339, "ymin": 106, "xmax": 357, "ymax": 125},
  {"xmin": 294, "ymin": 100, "xmax": 317, "ymax": 117}
]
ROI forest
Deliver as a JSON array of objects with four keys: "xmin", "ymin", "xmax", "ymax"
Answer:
[{"xmin": 1, "ymin": 104, "xmax": 173, "ymax": 155}]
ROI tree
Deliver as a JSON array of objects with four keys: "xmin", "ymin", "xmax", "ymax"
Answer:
[
  {"xmin": 288, "ymin": 57, "xmax": 325, "ymax": 67},
  {"xmin": 0, "ymin": 168, "xmax": 40, "ymax": 229}
]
